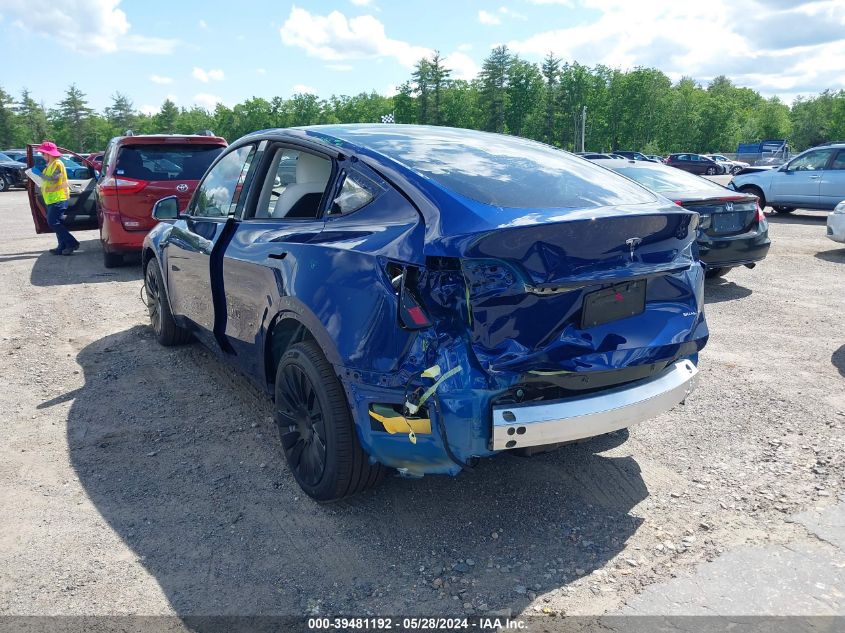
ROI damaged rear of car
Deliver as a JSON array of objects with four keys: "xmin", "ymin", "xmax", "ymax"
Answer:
[
  {"xmin": 143, "ymin": 125, "xmax": 708, "ymax": 501},
  {"xmin": 333, "ymin": 127, "xmax": 707, "ymax": 479}
]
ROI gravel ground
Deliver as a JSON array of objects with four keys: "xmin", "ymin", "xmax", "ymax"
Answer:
[{"xmin": 0, "ymin": 189, "xmax": 843, "ymax": 618}]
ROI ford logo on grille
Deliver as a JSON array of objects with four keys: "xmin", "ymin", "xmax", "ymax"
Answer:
[{"xmin": 176, "ymin": 184, "xmax": 189, "ymax": 193}]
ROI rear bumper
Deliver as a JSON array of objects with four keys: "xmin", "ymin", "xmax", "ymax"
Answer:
[
  {"xmin": 491, "ymin": 359, "xmax": 698, "ymax": 450},
  {"xmin": 698, "ymin": 227, "xmax": 770, "ymax": 268},
  {"xmin": 100, "ymin": 212, "xmax": 150, "ymax": 253}
]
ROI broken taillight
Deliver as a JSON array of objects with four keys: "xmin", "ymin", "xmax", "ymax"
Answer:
[{"xmin": 387, "ymin": 263, "xmax": 432, "ymax": 330}]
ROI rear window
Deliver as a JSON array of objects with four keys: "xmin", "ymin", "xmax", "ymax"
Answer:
[
  {"xmin": 610, "ymin": 164, "xmax": 726, "ymax": 194},
  {"xmin": 115, "ymin": 144, "xmax": 224, "ymax": 181},
  {"xmin": 319, "ymin": 126, "xmax": 657, "ymax": 208}
]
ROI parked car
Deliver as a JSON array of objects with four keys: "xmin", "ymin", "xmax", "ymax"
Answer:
[
  {"xmin": 614, "ymin": 151, "xmax": 660, "ymax": 162},
  {"xmin": 729, "ymin": 143, "xmax": 845, "ymax": 214},
  {"xmin": 705, "ymin": 154, "xmax": 749, "ymax": 175},
  {"xmin": 646, "ymin": 154, "xmax": 666, "ymax": 163},
  {"xmin": 593, "ymin": 158, "xmax": 769, "ymax": 279},
  {"xmin": 142, "ymin": 124, "xmax": 708, "ymax": 501},
  {"xmin": 575, "ymin": 152, "xmax": 614, "ymax": 159},
  {"xmin": 26, "ymin": 133, "xmax": 227, "ymax": 267},
  {"xmin": 0, "ymin": 151, "xmax": 27, "ymax": 192},
  {"xmin": 666, "ymin": 153, "xmax": 726, "ymax": 175},
  {"xmin": 82, "ymin": 152, "xmax": 105, "ymax": 171},
  {"xmin": 3, "ymin": 149, "xmax": 27, "ymax": 163},
  {"xmin": 828, "ymin": 200, "xmax": 845, "ymax": 243}
]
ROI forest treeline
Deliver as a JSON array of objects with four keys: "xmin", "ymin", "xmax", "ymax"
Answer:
[{"xmin": 2, "ymin": 46, "xmax": 843, "ymax": 155}]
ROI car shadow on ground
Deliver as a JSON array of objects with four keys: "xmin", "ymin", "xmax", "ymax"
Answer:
[
  {"xmin": 833, "ymin": 345, "xmax": 845, "ymax": 379},
  {"xmin": 765, "ymin": 211, "xmax": 828, "ymax": 226},
  {"xmin": 29, "ymin": 239, "xmax": 141, "ymax": 286},
  {"xmin": 815, "ymin": 248, "xmax": 845, "ymax": 264},
  {"xmin": 703, "ymin": 277, "xmax": 752, "ymax": 304},
  {"xmin": 57, "ymin": 326, "xmax": 649, "ymax": 618}
]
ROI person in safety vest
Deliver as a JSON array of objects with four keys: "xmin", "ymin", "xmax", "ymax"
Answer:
[{"xmin": 35, "ymin": 141, "xmax": 80, "ymax": 255}]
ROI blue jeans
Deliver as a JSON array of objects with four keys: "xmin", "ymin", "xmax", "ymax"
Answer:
[{"xmin": 46, "ymin": 201, "xmax": 79, "ymax": 251}]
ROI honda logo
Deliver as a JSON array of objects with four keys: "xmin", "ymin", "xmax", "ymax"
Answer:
[
  {"xmin": 724, "ymin": 202, "xmax": 734, "ymax": 212},
  {"xmin": 176, "ymin": 184, "xmax": 189, "ymax": 193},
  {"xmin": 625, "ymin": 237, "xmax": 642, "ymax": 261}
]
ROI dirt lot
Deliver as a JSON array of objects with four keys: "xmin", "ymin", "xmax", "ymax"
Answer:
[{"xmin": 1, "ymin": 189, "xmax": 843, "ymax": 618}]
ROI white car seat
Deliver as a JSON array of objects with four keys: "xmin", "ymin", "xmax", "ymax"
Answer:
[{"xmin": 270, "ymin": 153, "xmax": 331, "ymax": 218}]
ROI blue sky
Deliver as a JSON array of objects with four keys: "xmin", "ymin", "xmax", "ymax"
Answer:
[{"xmin": 1, "ymin": 0, "xmax": 843, "ymax": 112}]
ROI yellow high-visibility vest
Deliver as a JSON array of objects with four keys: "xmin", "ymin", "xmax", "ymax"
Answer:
[{"xmin": 42, "ymin": 160, "xmax": 69, "ymax": 205}]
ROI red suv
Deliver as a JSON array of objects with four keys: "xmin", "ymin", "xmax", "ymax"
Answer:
[{"xmin": 27, "ymin": 133, "xmax": 227, "ymax": 267}]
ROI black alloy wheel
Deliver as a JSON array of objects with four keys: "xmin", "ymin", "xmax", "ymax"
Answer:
[
  {"xmin": 274, "ymin": 340, "xmax": 385, "ymax": 501},
  {"xmin": 144, "ymin": 259, "xmax": 191, "ymax": 346}
]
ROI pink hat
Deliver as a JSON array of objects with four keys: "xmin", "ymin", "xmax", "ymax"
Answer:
[{"xmin": 35, "ymin": 141, "xmax": 62, "ymax": 157}]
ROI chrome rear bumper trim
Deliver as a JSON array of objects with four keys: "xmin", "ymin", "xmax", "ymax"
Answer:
[{"xmin": 491, "ymin": 359, "xmax": 698, "ymax": 450}]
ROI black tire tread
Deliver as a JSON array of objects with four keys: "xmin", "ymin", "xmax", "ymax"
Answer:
[
  {"xmin": 738, "ymin": 185, "xmax": 766, "ymax": 211},
  {"xmin": 278, "ymin": 340, "xmax": 385, "ymax": 501},
  {"xmin": 102, "ymin": 249, "xmax": 123, "ymax": 268}
]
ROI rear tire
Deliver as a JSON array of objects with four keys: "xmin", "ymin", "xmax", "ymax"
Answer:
[
  {"xmin": 0, "ymin": 176, "xmax": 8, "ymax": 192},
  {"xmin": 102, "ymin": 249, "xmax": 124, "ymax": 268},
  {"xmin": 144, "ymin": 258, "xmax": 192, "ymax": 346},
  {"xmin": 706, "ymin": 166, "xmax": 717, "ymax": 175},
  {"xmin": 705, "ymin": 267, "xmax": 730, "ymax": 279},
  {"xmin": 738, "ymin": 186, "xmax": 766, "ymax": 211},
  {"xmin": 275, "ymin": 340, "xmax": 385, "ymax": 501},
  {"xmin": 772, "ymin": 206, "xmax": 796, "ymax": 214},
  {"xmin": 731, "ymin": 166, "xmax": 742, "ymax": 175}
]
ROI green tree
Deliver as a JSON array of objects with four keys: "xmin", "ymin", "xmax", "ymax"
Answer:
[
  {"xmin": 393, "ymin": 81, "xmax": 416, "ymax": 124},
  {"xmin": 427, "ymin": 51, "xmax": 451, "ymax": 125},
  {"xmin": 540, "ymin": 53, "xmax": 561, "ymax": 144},
  {"xmin": 505, "ymin": 57, "xmax": 543, "ymax": 138},
  {"xmin": 105, "ymin": 92, "xmax": 137, "ymax": 135},
  {"xmin": 15, "ymin": 90, "xmax": 50, "ymax": 144},
  {"xmin": 0, "ymin": 85, "xmax": 18, "ymax": 148},
  {"xmin": 53, "ymin": 84, "xmax": 94, "ymax": 151},
  {"xmin": 154, "ymin": 99, "xmax": 179, "ymax": 133},
  {"xmin": 479, "ymin": 45, "xmax": 511, "ymax": 133},
  {"xmin": 411, "ymin": 57, "xmax": 432, "ymax": 124}
]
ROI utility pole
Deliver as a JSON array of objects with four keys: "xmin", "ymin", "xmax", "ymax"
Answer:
[{"xmin": 581, "ymin": 105, "xmax": 587, "ymax": 152}]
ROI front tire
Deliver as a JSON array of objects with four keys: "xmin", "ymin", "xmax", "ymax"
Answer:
[
  {"xmin": 731, "ymin": 166, "xmax": 742, "ymax": 175},
  {"xmin": 275, "ymin": 340, "xmax": 385, "ymax": 501},
  {"xmin": 144, "ymin": 259, "xmax": 191, "ymax": 346},
  {"xmin": 0, "ymin": 176, "xmax": 8, "ymax": 192},
  {"xmin": 705, "ymin": 267, "xmax": 730, "ymax": 279}
]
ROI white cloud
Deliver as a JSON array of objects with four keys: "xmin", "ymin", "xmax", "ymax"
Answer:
[
  {"xmin": 326, "ymin": 63, "xmax": 354, "ymax": 71},
  {"xmin": 507, "ymin": 0, "xmax": 845, "ymax": 100},
  {"xmin": 382, "ymin": 84, "xmax": 399, "ymax": 97},
  {"xmin": 193, "ymin": 93, "xmax": 223, "ymax": 110},
  {"xmin": 0, "ymin": 0, "xmax": 178, "ymax": 54},
  {"xmin": 499, "ymin": 6, "xmax": 527, "ymax": 20},
  {"xmin": 443, "ymin": 51, "xmax": 480, "ymax": 81},
  {"xmin": 139, "ymin": 105, "xmax": 158, "ymax": 116},
  {"xmin": 149, "ymin": 74, "xmax": 174, "ymax": 85},
  {"xmin": 292, "ymin": 84, "xmax": 318, "ymax": 95},
  {"xmin": 280, "ymin": 7, "xmax": 431, "ymax": 68},
  {"xmin": 457, "ymin": 43, "xmax": 473, "ymax": 52},
  {"xmin": 350, "ymin": 0, "xmax": 374, "ymax": 5},
  {"xmin": 524, "ymin": 0, "xmax": 573, "ymax": 4},
  {"xmin": 478, "ymin": 10, "xmax": 501, "ymax": 25},
  {"xmin": 193, "ymin": 67, "xmax": 225, "ymax": 82},
  {"xmin": 198, "ymin": 19, "xmax": 208, "ymax": 29}
]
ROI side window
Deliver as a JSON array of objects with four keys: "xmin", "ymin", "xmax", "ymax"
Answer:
[
  {"xmin": 191, "ymin": 145, "xmax": 255, "ymax": 218},
  {"xmin": 689, "ymin": 155, "xmax": 700, "ymax": 162},
  {"xmin": 788, "ymin": 149, "xmax": 836, "ymax": 172},
  {"xmin": 253, "ymin": 148, "xmax": 332, "ymax": 220},
  {"xmin": 829, "ymin": 150, "xmax": 845, "ymax": 171},
  {"xmin": 332, "ymin": 172, "xmax": 377, "ymax": 215},
  {"xmin": 101, "ymin": 142, "xmax": 114, "ymax": 175}
]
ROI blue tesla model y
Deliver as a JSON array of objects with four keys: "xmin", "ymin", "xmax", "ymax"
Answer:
[{"xmin": 142, "ymin": 125, "xmax": 708, "ymax": 501}]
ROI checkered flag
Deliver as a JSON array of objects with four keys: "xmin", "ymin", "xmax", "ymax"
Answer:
[{"xmin": 381, "ymin": 112, "xmax": 395, "ymax": 124}]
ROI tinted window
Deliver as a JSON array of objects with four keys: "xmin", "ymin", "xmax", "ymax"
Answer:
[
  {"xmin": 831, "ymin": 150, "xmax": 845, "ymax": 171},
  {"xmin": 115, "ymin": 144, "xmax": 224, "ymax": 181},
  {"xmin": 314, "ymin": 126, "xmax": 656, "ymax": 208},
  {"xmin": 610, "ymin": 164, "xmax": 727, "ymax": 194},
  {"xmin": 788, "ymin": 148, "xmax": 835, "ymax": 171},
  {"xmin": 192, "ymin": 145, "xmax": 255, "ymax": 218}
]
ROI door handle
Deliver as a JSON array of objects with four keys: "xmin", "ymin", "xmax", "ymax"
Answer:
[
  {"xmin": 268, "ymin": 252, "xmax": 288, "ymax": 260},
  {"xmin": 809, "ymin": 175, "xmax": 821, "ymax": 179}
]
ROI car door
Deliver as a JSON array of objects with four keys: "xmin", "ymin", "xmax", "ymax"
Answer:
[
  {"xmin": 163, "ymin": 143, "xmax": 257, "ymax": 342},
  {"xmin": 25, "ymin": 145, "xmax": 99, "ymax": 234},
  {"xmin": 770, "ymin": 148, "xmax": 836, "ymax": 207},
  {"xmin": 819, "ymin": 149, "xmax": 845, "ymax": 209},
  {"xmin": 217, "ymin": 143, "xmax": 339, "ymax": 377}
]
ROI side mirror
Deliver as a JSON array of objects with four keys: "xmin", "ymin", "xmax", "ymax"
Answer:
[{"xmin": 152, "ymin": 196, "xmax": 181, "ymax": 221}]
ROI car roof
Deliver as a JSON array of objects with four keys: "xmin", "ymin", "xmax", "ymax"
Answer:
[{"xmin": 114, "ymin": 134, "xmax": 227, "ymax": 146}]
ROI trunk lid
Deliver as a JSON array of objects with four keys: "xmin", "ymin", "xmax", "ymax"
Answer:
[{"xmin": 678, "ymin": 195, "xmax": 758, "ymax": 236}]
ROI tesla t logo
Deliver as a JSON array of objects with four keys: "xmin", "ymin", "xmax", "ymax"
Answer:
[
  {"xmin": 724, "ymin": 202, "xmax": 734, "ymax": 212},
  {"xmin": 625, "ymin": 237, "xmax": 642, "ymax": 261},
  {"xmin": 176, "ymin": 184, "xmax": 189, "ymax": 192}
]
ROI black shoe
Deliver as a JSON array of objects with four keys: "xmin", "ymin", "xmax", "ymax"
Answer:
[
  {"xmin": 70, "ymin": 243, "xmax": 80, "ymax": 252},
  {"xmin": 49, "ymin": 248, "xmax": 63, "ymax": 255},
  {"xmin": 61, "ymin": 248, "xmax": 75, "ymax": 256}
]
